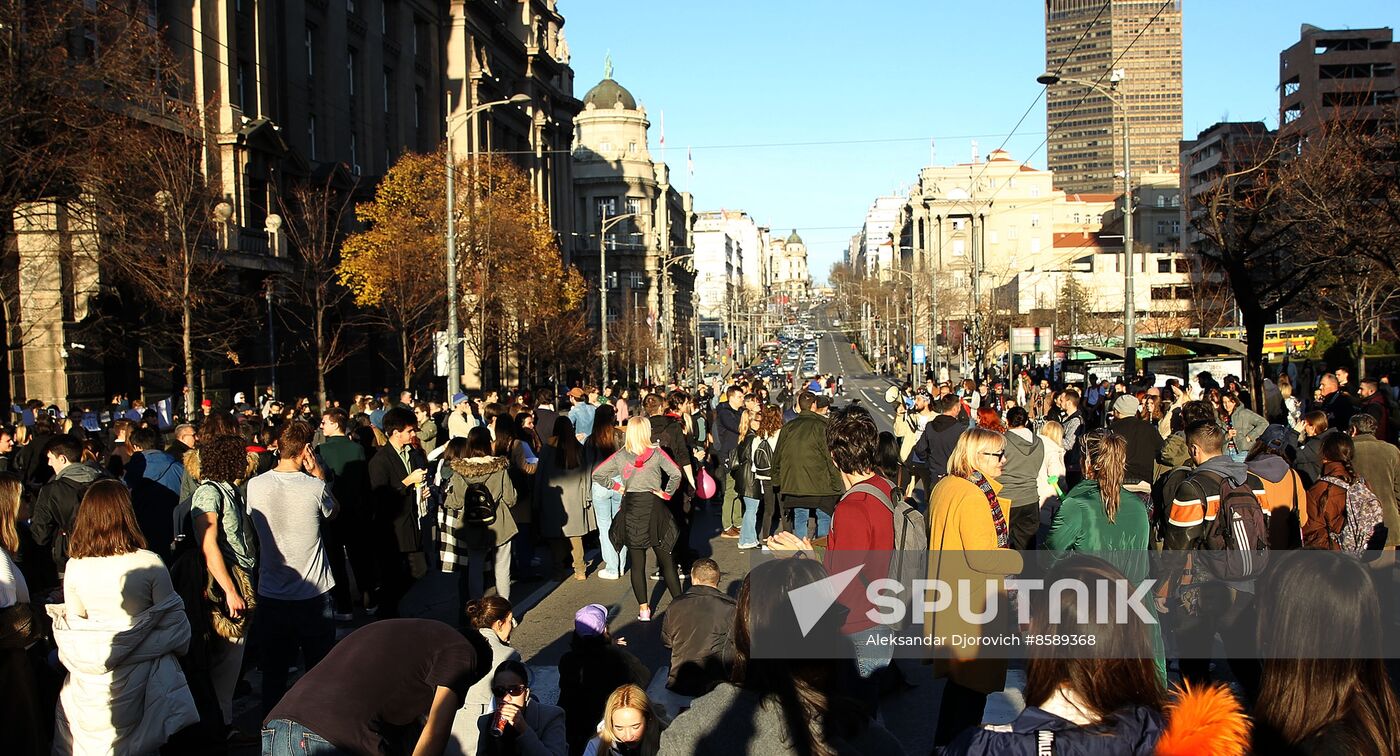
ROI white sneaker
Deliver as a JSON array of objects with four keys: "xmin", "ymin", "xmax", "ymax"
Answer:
[
  {"xmin": 596, "ymin": 569, "xmax": 620, "ymax": 580},
  {"xmin": 737, "ymin": 541, "xmax": 760, "ymax": 550}
]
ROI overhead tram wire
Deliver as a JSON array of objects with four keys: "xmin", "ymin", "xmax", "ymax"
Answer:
[
  {"xmin": 957, "ymin": 0, "xmax": 1112, "ymax": 198},
  {"xmin": 87, "ymin": 1, "xmax": 1058, "ymax": 162},
  {"xmin": 977, "ymin": 0, "xmax": 1179, "ymax": 210}
]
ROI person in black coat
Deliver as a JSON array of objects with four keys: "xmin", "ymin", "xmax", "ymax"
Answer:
[
  {"xmin": 661, "ymin": 558, "xmax": 736, "ymax": 697},
  {"xmin": 366, "ymin": 407, "xmax": 428, "ymax": 616}
]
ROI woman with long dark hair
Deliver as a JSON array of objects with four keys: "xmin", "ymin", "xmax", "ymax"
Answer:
[
  {"xmin": 662, "ymin": 557, "xmax": 898, "ymax": 755},
  {"xmin": 445, "ymin": 428, "xmax": 518, "ymax": 601},
  {"xmin": 1253, "ymin": 552, "xmax": 1400, "ymax": 754},
  {"xmin": 492, "ymin": 411, "xmax": 538, "ymax": 576},
  {"xmin": 536, "ymin": 417, "xmax": 596, "ymax": 580},
  {"xmin": 948, "ymin": 556, "xmax": 1248, "ymax": 755},
  {"xmin": 586, "ymin": 404, "xmax": 626, "ymax": 580},
  {"xmin": 1303, "ymin": 432, "xmax": 1384, "ymax": 550}
]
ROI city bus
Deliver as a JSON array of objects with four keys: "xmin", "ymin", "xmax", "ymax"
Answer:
[{"xmin": 1211, "ymin": 321, "xmax": 1317, "ymax": 355}]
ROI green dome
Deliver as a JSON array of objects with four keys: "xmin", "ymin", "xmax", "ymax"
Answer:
[{"xmin": 583, "ymin": 78, "xmax": 637, "ymax": 110}]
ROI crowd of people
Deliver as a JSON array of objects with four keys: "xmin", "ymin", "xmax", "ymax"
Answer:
[
  {"xmin": 1, "ymin": 354, "xmax": 1398, "ymax": 755},
  {"xmin": 889, "ymin": 364, "xmax": 1400, "ymax": 754}
]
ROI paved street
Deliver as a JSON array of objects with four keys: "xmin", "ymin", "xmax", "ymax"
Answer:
[{"xmin": 480, "ymin": 324, "xmax": 1026, "ymax": 753}]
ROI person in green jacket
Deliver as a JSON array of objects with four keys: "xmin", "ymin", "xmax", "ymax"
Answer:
[
  {"xmin": 1047, "ymin": 428, "xmax": 1162, "ymax": 679},
  {"xmin": 1047, "ymin": 429, "xmax": 1151, "ymax": 554}
]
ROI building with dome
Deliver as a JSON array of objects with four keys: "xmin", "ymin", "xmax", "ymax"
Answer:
[
  {"xmin": 769, "ymin": 230, "xmax": 811, "ymax": 303},
  {"xmin": 571, "ymin": 61, "xmax": 696, "ymax": 379}
]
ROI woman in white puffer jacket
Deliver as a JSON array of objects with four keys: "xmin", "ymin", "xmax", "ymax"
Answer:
[{"xmin": 48, "ymin": 481, "xmax": 197, "ymax": 755}]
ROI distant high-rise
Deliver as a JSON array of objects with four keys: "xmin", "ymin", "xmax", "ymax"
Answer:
[
  {"xmin": 1044, "ymin": 0, "xmax": 1183, "ymax": 194},
  {"xmin": 1279, "ymin": 25, "xmax": 1400, "ymax": 143}
]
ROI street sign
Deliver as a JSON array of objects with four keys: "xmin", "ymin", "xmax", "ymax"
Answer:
[
  {"xmin": 1010, "ymin": 326, "xmax": 1054, "ymax": 353},
  {"xmin": 912, "ymin": 344, "xmax": 927, "ymax": 365},
  {"xmin": 433, "ymin": 330, "xmax": 449, "ymax": 377}
]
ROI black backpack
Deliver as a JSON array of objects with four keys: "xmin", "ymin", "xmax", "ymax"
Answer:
[
  {"xmin": 1190, "ymin": 470, "xmax": 1269, "ymax": 581},
  {"xmin": 461, "ymin": 482, "xmax": 498, "ymax": 526},
  {"xmin": 753, "ymin": 438, "xmax": 773, "ymax": 479}
]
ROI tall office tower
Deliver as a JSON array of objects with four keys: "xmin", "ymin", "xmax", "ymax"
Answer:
[{"xmin": 1044, "ymin": 0, "xmax": 1183, "ymax": 194}]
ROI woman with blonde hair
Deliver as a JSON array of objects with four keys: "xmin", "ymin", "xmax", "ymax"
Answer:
[
  {"xmin": 591, "ymin": 417, "xmax": 682, "ymax": 622},
  {"xmin": 583, "ymin": 684, "xmax": 666, "ymax": 756},
  {"xmin": 49, "ymin": 481, "xmax": 197, "ymax": 753},
  {"xmin": 926, "ymin": 427, "xmax": 1023, "ymax": 747}
]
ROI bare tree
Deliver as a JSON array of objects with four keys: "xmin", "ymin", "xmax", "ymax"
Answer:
[
  {"xmin": 1185, "ymin": 134, "xmax": 1308, "ymax": 409},
  {"xmin": 278, "ymin": 172, "xmax": 363, "ymax": 408},
  {"xmin": 98, "ymin": 101, "xmax": 254, "ymax": 416}
]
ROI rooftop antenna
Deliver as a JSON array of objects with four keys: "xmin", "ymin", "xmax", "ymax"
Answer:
[{"xmin": 930, "ymin": 137, "xmax": 937, "ymax": 166}]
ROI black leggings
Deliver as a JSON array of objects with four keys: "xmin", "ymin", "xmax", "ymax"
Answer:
[{"xmin": 629, "ymin": 546, "xmax": 682, "ymax": 605}]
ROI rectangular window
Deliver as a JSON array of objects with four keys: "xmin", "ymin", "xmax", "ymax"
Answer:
[
  {"xmin": 347, "ymin": 49, "xmax": 357, "ymax": 97},
  {"xmin": 1176, "ymin": 259, "xmax": 1190, "ymax": 273},
  {"xmin": 1030, "ymin": 238, "xmax": 1041, "ymax": 254},
  {"xmin": 237, "ymin": 61, "xmax": 252, "ymax": 111},
  {"xmin": 952, "ymin": 219, "xmax": 965, "ymax": 231},
  {"xmin": 1156, "ymin": 195, "xmax": 1166, "ymax": 207},
  {"xmin": 383, "ymin": 70, "xmax": 392, "ymax": 113},
  {"xmin": 307, "ymin": 115, "xmax": 317, "ymax": 160},
  {"xmin": 628, "ymin": 142, "xmax": 637, "ymax": 154},
  {"xmin": 988, "ymin": 230, "xmax": 998, "ymax": 244},
  {"xmin": 596, "ymin": 197, "xmax": 618, "ymax": 221},
  {"xmin": 381, "ymin": 1, "xmax": 390, "ymax": 34},
  {"xmin": 1009, "ymin": 225, "xmax": 1019, "ymax": 240},
  {"xmin": 347, "ymin": 0, "xmax": 355, "ymax": 13},
  {"xmin": 305, "ymin": 27, "xmax": 315, "ymax": 77},
  {"xmin": 625, "ymin": 197, "xmax": 642, "ymax": 218},
  {"xmin": 1030, "ymin": 214, "xmax": 1040, "ymax": 228},
  {"xmin": 1158, "ymin": 258, "xmax": 1171, "ymax": 273}
]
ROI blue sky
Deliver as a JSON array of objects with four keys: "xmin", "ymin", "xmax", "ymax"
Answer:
[{"xmin": 563, "ymin": 2, "xmax": 1400, "ymax": 283}]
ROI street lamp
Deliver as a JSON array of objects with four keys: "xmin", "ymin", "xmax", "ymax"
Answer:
[
  {"xmin": 658, "ymin": 249, "xmax": 696, "ymax": 381},
  {"xmin": 597, "ymin": 210, "xmax": 646, "ymax": 387},
  {"xmin": 444, "ymin": 92, "xmax": 530, "ymax": 402},
  {"xmin": 1037, "ymin": 69, "xmax": 1135, "ymax": 374}
]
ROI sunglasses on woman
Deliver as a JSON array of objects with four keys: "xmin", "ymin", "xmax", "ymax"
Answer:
[
  {"xmin": 493, "ymin": 684, "xmax": 528, "ymax": 698},
  {"xmin": 980, "ymin": 450, "xmax": 1006, "ymax": 460}
]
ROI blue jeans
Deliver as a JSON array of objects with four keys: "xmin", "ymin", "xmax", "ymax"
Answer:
[
  {"xmin": 591, "ymin": 483, "xmax": 624, "ymax": 574},
  {"xmin": 847, "ymin": 625, "xmax": 896, "ymax": 679},
  {"xmin": 262, "ymin": 719, "xmax": 347, "ymax": 755},
  {"xmin": 255, "ymin": 593, "xmax": 335, "ymax": 717},
  {"xmin": 740, "ymin": 496, "xmax": 760, "ymax": 546},
  {"xmin": 793, "ymin": 508, "xmax": 832, "ymax": 540}
]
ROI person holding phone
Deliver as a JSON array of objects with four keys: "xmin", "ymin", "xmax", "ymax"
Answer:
[
  {"xmin": 246, "ymin": 420, "xmax": 339, "ymax": 717},
  {"xmin": 368, "ymin": 407, "xmax": 430, "ymax": 616},
  {"xmin": 473, "ymin": 660, "xmax": 567, "ymax": 756}
]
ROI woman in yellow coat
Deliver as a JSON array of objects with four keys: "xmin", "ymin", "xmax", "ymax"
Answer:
[{"xmin": 926, "ymin": 427, "xmax": 1024, "ymax": 747}]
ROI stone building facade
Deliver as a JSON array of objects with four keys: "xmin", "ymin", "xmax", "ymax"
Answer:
[
  {"xmin": 8, "ymin": 0, "xmax": 582, "ymax": 408},
  {"xmin": 570, "ymin": 65, "xmax": 695, "ymax": 379}
]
